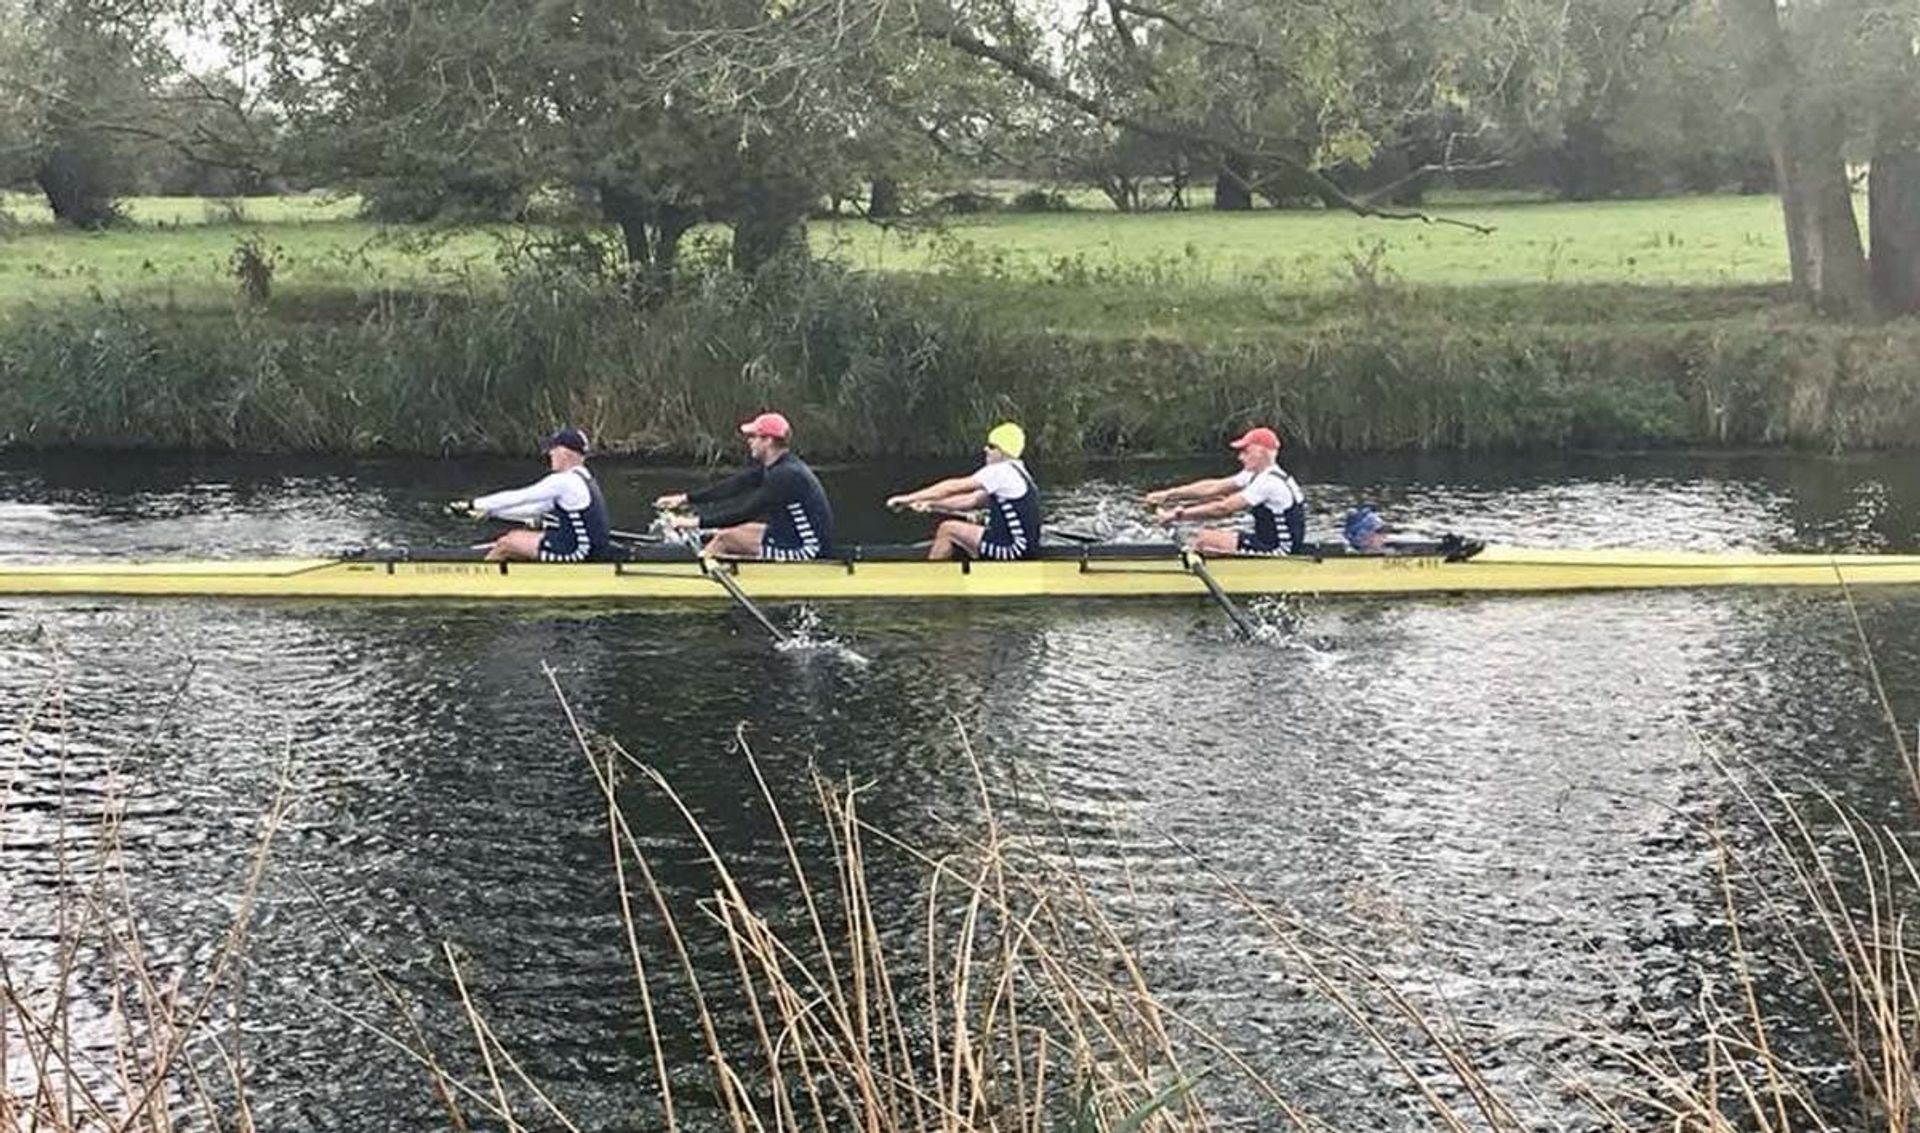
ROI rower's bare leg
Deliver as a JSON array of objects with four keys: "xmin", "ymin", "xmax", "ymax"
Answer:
[
  {"xmin": 928, "ymin": 519, "xmax": 984, "ymax": 560},
  {"xmin": 1187, "ymin": 528, "xmax": 1240, "ymax": 555},
  {"xmin": 703, "ymin": 523, "xmax": 767, "ymax": 558},
  {"xmin": 486, "ymin": 529, "xmax": 544, "ymax": 561}
]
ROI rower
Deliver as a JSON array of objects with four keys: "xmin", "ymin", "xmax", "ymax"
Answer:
[
  {"xmin": 452, "ymin": 427, "xmax": 613, "ymax": 562},
  {"xmin": 654, "ymin": 412, "xmax": 835, "ymax": 560},
  {"xmin": 1344, "ymin": 506, "xmax": 1393, "ymax": 553},
  {"xmin": 1143, "ymin": 426, "xmax": 1305, "ymax": 555},
  {"xmin": 885, "ymin": 422, "xmax": 1040, "ymax": 560}
]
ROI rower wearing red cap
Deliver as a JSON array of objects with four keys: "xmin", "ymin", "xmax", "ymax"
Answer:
[
  {"xmin": 654, "ymin": 411, "xmax": 836, "ymax": 560},
  {"xmin": 1143, "ymin": 426, "xmax": 1306, "ymax": 555}
]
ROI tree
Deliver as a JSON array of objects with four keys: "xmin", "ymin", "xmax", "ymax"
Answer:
[
  {"xmin": 251, "ymin": 0, "xmax": 952, "ymax": 282},
  {"xmin": 1713, "ymin": 0, "xmax": 1919, "ymax": 316},
  {"xmin": 918, "ymin": 0, "xmax": 1569, "ymax": 229},
  {"xmin": 0, "ymin": 0, "xmax": 279, "ymax": 223},
  {"xmin": 0, "ymin": 0, "xmax": 155, "ymax": 226}
]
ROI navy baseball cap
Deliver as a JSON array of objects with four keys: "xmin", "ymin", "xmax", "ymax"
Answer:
[
  {"xmin": 543, "ymin": 427, "xmax": 590, "ymax": 455},
  {"xmin": 1344, "ymin": 506, "xmax": 1389, "ymax": 546}
]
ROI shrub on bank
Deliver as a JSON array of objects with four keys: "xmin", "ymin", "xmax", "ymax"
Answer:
[{"xmin": 2, "ymin": 266, "xmax": 1919, "ymax": 456}]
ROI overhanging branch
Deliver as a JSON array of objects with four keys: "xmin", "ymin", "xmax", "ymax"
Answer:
[{"xmin": 921, "ymin": 17, "xmax": 1497, "ymax": 234}]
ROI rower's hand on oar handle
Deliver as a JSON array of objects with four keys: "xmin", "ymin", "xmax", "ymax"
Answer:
[
  {"xmin": 1153, "ymin": 505, "xmax": 1188, "ymax": 525},
  {"xmin": 1142, "ymin": 488, "xmax": 1170, "ymax": 507},
  {"xmin": 444, "ymin": 498, "xmax": 482, "ymax": 519},
  {"xmin": 653, "ymin": 492, "xmax": 688, "ymax": 510}
]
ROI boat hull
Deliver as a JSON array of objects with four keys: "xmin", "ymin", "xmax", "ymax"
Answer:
[{"xmin": 1, "ymin": 545, "xmax": 1918, "ymax": 600}]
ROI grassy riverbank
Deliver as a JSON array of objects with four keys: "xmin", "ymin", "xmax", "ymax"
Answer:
[{"xmin": 3, "ymin": 191, "xmax": 1917, "ymax": 456}]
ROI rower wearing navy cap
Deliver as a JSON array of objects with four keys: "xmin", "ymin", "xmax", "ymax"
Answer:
[
  {"xmin": 1344, "ymin": 506, "xmax": 1393, "ymax": 553},
  {"xmin": 450, "ymin": 427, "xmax": 613, "ymax": 562},
  {"xmin": 655, "ymin": 411, "xmax": 835, "ymax": 560},
  {"xmin": 1143, "ymin": 426, "xmax": 1306, "ymax": 555}
]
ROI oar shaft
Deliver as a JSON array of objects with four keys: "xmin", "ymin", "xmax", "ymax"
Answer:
[
  {"xmin": 703, "ymin": 557, "xmax": 791, "ymax": 643},
  {"xmin": 1179, "ymin": 547, "xmax": 1260, "ymax": 640},
  {"xmin": 660, "ymin": 524, "xmax": 791, "ymax": 645}
]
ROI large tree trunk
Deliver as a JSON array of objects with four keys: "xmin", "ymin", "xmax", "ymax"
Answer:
[
  {"xmin": 36, "ymin": 143, "xmax": 122, "ymax": 229},
  {"xmin": 1724, "ymin": 0, "xmax": 1870, "ymax": 318},
  {"xmin": 868, "ymin": 177, "xmax": 901, "ymax": 219},
  {"xmin": 1767, "ymin": 122, "xmax": 1872, "ymax": 318},
  {"xmin": 600, "ymin": 184, "xmax": 698, "ymax": 298},
  {"xmin": 1213, "ymin": 154, "xmax": 1252, "ymax": 211},
  {"xmin": 731, "ymin": 178, "xmax": 813, "ymax": 275},
  {"xmin": 1097, "ymin": 173, "xmax": 1139, "ymax": 212},
  {"xmin": 1870, "ymin": 119, "xmax": 1920, "ymax": 316}
]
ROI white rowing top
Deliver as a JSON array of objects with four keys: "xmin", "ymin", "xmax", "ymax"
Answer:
[
  {"xmin": 473, "ymin": 468, "xmax": 595, "ymax": 521},
  {"xmin": 1231, "ymin": 466, "xmax": 1301, "ymax": 513},
  {"xmin": 974, "ymin": 460, "xmax": 1032, "ymax": 499}
]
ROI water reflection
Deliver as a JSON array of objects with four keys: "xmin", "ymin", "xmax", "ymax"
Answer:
[{"xmin": 2, "ymin": 451, "xmax": 1918, "ymax": 1128}]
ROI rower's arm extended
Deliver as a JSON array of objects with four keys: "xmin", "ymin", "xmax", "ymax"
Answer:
[
  {"xmin": 686, "ymin": 464, "xmax": 763, "ymax": 505},
  {"xmin": 1163, "ymin": 492, "xmax": 1249, "ymax": 522},
  {"xmin": 695, "ymin": 484, "xmax": 778, "ymax": 529},
  {"xmin": 1143, "ymin": 476, "xmax": 1240, "ymax": 506},
  {"xmin": 888, "ymin": 476, "xmax": 985, "ymax": 512},
  {"xmin": 471, "ymin": 473, "xmax": 574, "ymax": 519}
]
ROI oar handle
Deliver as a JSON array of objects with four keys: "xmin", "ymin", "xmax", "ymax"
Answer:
[{"xmin": 891, "ymin": 502, "xmax": 982, "ymax": 523}]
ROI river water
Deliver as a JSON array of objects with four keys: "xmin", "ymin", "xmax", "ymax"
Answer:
[{"xmin": 3, "ymin": 449, "xmax": 1919, "ymax": 1130}]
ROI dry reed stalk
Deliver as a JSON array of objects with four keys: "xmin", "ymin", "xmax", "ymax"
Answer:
[
  {"xmin": 2, "ymin": 653, "xmax": 291, "ymax": 1133},
  {"xmin": 540, "ymin": 666, "xmax": 1252, "ymax": 1133}
]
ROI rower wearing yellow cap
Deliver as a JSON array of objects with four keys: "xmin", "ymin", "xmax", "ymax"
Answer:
[{"xmin": 886, "ymin": 422, "xmax": 1041, "ymax": 560}]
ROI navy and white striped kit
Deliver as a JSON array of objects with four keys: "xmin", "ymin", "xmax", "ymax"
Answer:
[{"xmin": 978, "ymin": 460, "xmax": 1041, "ymax": 561}]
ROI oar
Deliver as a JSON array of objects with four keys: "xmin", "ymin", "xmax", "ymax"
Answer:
[
  {"xmin": 1182, "ymin": 549, "xmax": 1260, "ymax": 640},
  {"xmin": 659, "ymin": 519, "xmax": 792, "ymax": 645},
  {"xmin": 1159, "ymin": 517, "xmax": 1259, "ymax": 639},
  {"xmin": 700, "ymin": 554, "xmax": 792, "ymax": 644}
]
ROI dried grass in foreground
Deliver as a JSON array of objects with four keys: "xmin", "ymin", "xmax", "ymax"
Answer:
[
  {"xmin": 540, "ymin": 649, "xmax": 1920, "ymax": 1133},
  {"xmin": 0, "ymin": 732, "xmax": 291, "ymax": 1132},
  {"xmin": 12, "ymin": 641, "xmax": 1920, "ymax": 1132}
]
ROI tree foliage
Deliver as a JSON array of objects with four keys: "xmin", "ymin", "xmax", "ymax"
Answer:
[
  {"xmin": 251, "ymin": 0, "xmax": 969, "ymax": 279},
  {"xmin": 1, "ymin": 0, "xmax": 280, "ymax": 222},
  {"xmin": 0, "ymin": 0, "xmax": 157, "ymax": 226}
]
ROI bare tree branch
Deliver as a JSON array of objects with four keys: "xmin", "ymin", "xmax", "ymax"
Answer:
[
  {"xmin": 1356, "ymin": 159, "xmax": 1507, "ymax": 209},
  {"xmin": 921, "ymin": 16, "xmax": 1498, "ymax": 234},
  {"xmin": 1111, "ymin": 0, "xmax": 1271, "ymax": 70}
]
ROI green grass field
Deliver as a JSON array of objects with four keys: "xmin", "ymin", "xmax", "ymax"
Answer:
[
  {"xmin": 0, "ymin": 190, "xmax": 1793, "ymax": 335},
  {"xmin": 827, "ymin": 194, "xmax": 1789, "ymax": 288}
]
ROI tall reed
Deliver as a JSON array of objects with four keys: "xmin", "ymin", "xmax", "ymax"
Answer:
[{"xmin": 4, "ymin": 265, "xmax": 1920, "ymax": 456}]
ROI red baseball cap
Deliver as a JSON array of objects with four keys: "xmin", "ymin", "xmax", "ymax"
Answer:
[
  {"xmin": 1229, "ymin": 426, "xmax": 1281, "ymax": 451},
  {"xmin": 739, "ymin": 412, "xmax": 792, "ymax": 440}
]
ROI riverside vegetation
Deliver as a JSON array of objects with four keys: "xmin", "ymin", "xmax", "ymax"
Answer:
[{"xmin": 3, "ymin": 192, "xmax": 1920, "ymax": 457}]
